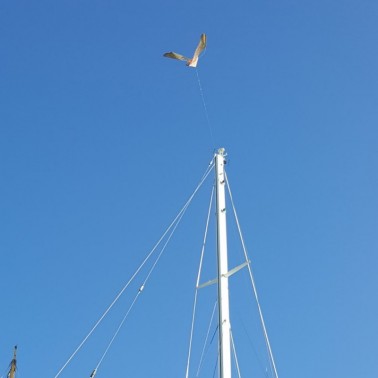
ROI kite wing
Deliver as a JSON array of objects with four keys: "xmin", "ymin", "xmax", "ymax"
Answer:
[
  {"xmin": 187, "ymin": 33, "xmax": 206, "ymax": 67},
  {"xmin": 163, "ymin": 52, "xmax": 190, "ymax": 62},
  {"xmin": 193, "ymin": 33, "xmax": 207, "ymax": 60}
]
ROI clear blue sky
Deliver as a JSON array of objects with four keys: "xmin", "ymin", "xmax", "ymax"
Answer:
[{"xmin": 1, "ymin": 0, "xmax": 377, "ymax": 377}]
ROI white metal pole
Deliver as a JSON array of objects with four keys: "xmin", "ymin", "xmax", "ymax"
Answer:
[{"xmin": 215, "ymin": 148, "xmax": 232, "ymax": 378}]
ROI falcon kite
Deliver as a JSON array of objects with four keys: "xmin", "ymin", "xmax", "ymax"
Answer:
[{"xmin": 163, "ymin": 34, "xmax": 207, "ymax": 68}]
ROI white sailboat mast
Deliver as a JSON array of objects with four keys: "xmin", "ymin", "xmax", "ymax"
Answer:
[{"xmin": 215, "ymin": 148, "xmax": 232, "ymax": 378}]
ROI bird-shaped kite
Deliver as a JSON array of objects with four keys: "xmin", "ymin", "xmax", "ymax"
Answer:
[{"xmin": 163, "ymin": 34, "xmax": 207, "ymax": 68}]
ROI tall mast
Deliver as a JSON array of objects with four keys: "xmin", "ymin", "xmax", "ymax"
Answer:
[
  {"xmin": 215, "ymin": 148, "xmax": 232, "ymax": 378},
  {"xmin": 8, "ymin": 346, "xmax": 17, "ymax": 378}
]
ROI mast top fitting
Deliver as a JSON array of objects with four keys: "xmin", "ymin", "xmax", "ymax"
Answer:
[{"xmin": 217, "ymin": 147, "xmax": 227, "ymax": 157}]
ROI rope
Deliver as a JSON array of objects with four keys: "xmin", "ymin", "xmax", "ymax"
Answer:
[
  {"xmin": 93, "ymin": 204, "xmax": 188, "ymax": 375},
  {"xmin": 196, "ymin": 300, "xmax": 217, "ymax": 377},
  {"xmin": 212, "ymin": 353, "xmax": 218, "ymax": 378},
  {"xmin": 195, "ymin": 68, "xmax": 215, "ymax": 148},
  {"xmin": 230, "ymin": 330, "xmax": 242, "ymax": 378},
  {"xmin": 94, "ymin": 288, "xmax": 142, "ymax": 373},
  {"xmin": 225, "ymin": 171, "xmax": 279, "ymax": 378},
  {"xmin": 185, "ymin": 186, "xmax": 214, "ymax": 378},
  {"xmin": 238, "ymin": 314, "xmax": 269, "ymax": 376},
  {"xmin": 54, "ymin": 162, "xmax": 214, "ymax": 378}
]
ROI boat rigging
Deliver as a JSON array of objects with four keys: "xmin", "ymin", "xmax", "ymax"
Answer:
[{"xmin": 52, "ymin": 148, "xmax": 278, "ymax": 378}]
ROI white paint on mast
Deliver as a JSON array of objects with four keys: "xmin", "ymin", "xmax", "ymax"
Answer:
[{"xmin": 215, "ymin": 148, "xmax": 232, "ymax": 378}]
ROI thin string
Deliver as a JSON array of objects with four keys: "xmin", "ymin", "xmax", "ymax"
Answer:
[
  {"xmin": 196, "ymin": 68, "xmax": 216, "ymax": 148},
  {"xmin": 225, "ymin": 171, "xmax": 279, "ymax": 378},
  {"xmin": 94, "ymin": 289, "xmax": 141, "ymax": 374},
  {"xmin": 230, "ymin": 331, "xmax": 242, "ymax": 378},
  {"xmin": 93, "ymin": 202, "xmax": 190, "ymax": 376},
  {"xmin": 196, "ymin": 300, "xmax": 218, "ymax": 377},
  {"xmin": 53, "ymin": 162, "xmax": 214, "ymax": 378},
  {"xmin": 185, "ymin": 186, "xmax": 214, "ymax": 378}
]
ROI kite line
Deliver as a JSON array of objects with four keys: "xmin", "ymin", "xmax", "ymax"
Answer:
[
  {"xmin": 163, "ymin": 33, "xmax": 216, "ymax": 148},
  {"xmin": 196, "ymin": 68, "xmax": 215, "ymax": 147}
]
